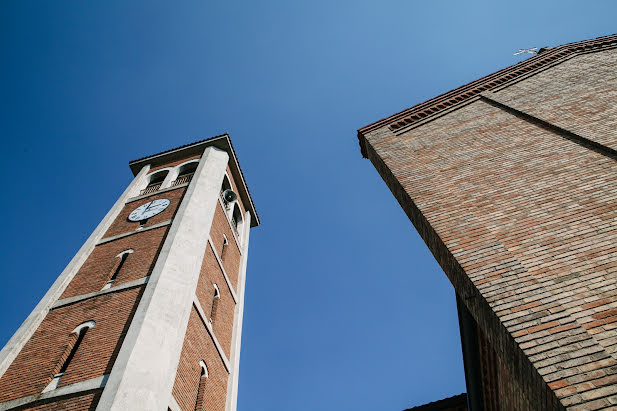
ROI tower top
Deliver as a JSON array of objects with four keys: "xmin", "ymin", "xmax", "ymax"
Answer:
[{"xmin": 129, "ymin": 133, "xmax": 260, "ymax": 227}]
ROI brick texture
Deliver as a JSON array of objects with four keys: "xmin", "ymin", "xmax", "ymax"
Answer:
[
  {"xmin": 195, "ymin": 243, "xmax": 237, "ymax": 358},
  {"xmin": 210, "ymin": 203, "xmax": 241, "ymax": 289},
  {"xmin": 61, "ymin": 226, "xmax": 168, "ymax": 298},
  {"xmin": 495, "ymin": 49, "xmax": 617, "ymax": 151},
  {"xmin": 172, "ymin": 308, "xmax": 229, "ymax": 411},
  {"xmin": 149, "ymin": 153, "xmax": 202, "ymax": 173},
  {"xmin": 0, "ymin": 287, "xmax": 144, "ymax": 402},
  {"xmin": 360, "ymin": 46, "xmax": 617, "ymax": 410},
  {"xmin": 19, "ymin": 391, "xmax": 103, "ymax": 410}
]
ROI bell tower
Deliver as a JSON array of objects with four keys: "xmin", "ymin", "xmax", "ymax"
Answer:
[{"xmin": 0, "ymin": 134, "xmax": 259, "ymax": 410}]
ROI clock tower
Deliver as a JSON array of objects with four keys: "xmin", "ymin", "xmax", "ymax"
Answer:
[{"xmin": 0, "ymin": 135, "xmax": 259, "ymax": 411}]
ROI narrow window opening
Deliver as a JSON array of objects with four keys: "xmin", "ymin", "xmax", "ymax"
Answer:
[
  {"xmin": 209, "ymin": 284, "xmax": 221, "ymax": 323},
  {"xmin": 220, "ymin": 175, "xmax": 232, "ymax": 209},
  {"xmin": 43, "ymin": 321, "xmax": 95, "ymax": 393},
  {"xmin": 221, "ymin": 235, "xmax": 229, "ymax": 261},
  {"xmin": 232, "ymin": 204, "xmax": 243, "ymax": 241},
  {"xmin": 194, "ymin": 361, "xmax": 208, "ymax": 410},
  {"xmin": 102, "ymin": 250, "xmax": 132, "ymax": 290},
  {"xmin": 58, "ymin": 327, "xmax": 87, "ymax": 374}
]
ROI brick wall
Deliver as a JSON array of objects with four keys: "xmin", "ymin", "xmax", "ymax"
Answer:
[
  {"xmin": 210, "ymin": 203, "xmax": 241, "ymax": 289},
  {"xmin": 20, "ymin": 391, "xmax": 103, "ymax": 410},
  {"xmin": 0, "ymin": 287, "xmax": 144, "ymax": 402},
  {"xmin": 195, "ymin": 243, "xmax": 236, "ymax": 357},
  {"xmin": 361, "ymin": 48, "xmax": 617, "ymax": 410},
  {"xmin": 494, "ymin": 49, "xmax": 617, "ymax": 151},
  {"xmin": 61, "ymin": 226, "xmax": 168, "ymax": 298},
  {"xmin": 172, "ymin": 308, "xmax": 229, "ymax": 411}
]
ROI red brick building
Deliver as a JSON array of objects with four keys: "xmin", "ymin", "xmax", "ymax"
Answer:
[
  {"xmin": 0, "ymin": 135, "xmax": 259, "ymax": 410},
  {"xmin": 358, "ymin": 34, "xmax": 617, "ymax": 410}
]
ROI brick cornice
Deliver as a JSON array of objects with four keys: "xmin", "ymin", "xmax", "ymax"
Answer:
[{"xmin": 357, "ymin": 33, "xmax": 617, "ymax": 150}]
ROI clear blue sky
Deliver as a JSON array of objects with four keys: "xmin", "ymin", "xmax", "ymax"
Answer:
[{"xmin": 1, "ymin": 1, "xmax": 615, "ymax": 409}]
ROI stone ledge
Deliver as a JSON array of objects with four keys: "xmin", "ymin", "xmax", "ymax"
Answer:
[
  {"xmin": 0, "ymin": 374, "xmax": 108, "ymax": 411},
  {"xmin": 52, "ymin": 277, "xmax": 149, "ymax": 309},
  {"xmin": 96, "ymin": 220, "xmax": 172, "ymax": 245}
]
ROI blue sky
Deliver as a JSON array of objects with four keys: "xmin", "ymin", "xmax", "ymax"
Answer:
[{"xmin": 1, "ymin": 1, "xmax": 616, "ymax": 409}]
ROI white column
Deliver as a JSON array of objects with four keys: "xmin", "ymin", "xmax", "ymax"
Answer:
[
  {"xmin": 160, "ymin": 168, "xmax": 179, "ymax": 189},
  {"xmin": 97, "ymin": 147, "xmax": 229, "ymax": 411},
  {"xmin": 0, "ymin": 165, "xmax": 151, "ymax": 379},
  {"xmin": 225, "ymin": 211, "xmax": 251, "ymax": 411}
]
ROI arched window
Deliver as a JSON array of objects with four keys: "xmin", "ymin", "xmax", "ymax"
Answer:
[
  {"xmin": 209, "ymin": 284, "xmax": 220, "ymax": 323},
  {"xmin": 102, "ymin": 249, "xmax": 133, "ymax": 290},
  {"xmin": 221, "ymin": 235, "xmax": 229, "ymax": 261},
  {"xmin": 220, "ymin": 175, "xmax": 232, "ymax": 208},
  {"xmin": 141, "ymin": 170, "xmax": 168, "ymax": 195},
  {"xmin": 232, "ymin": 204, "xmax": 243, "ymax": 239},
  {"xmin": 194, "ymin": 360, "xmax": 208, "ymax": 410},
  {"xmin": 172, "ymin": 161, "xmax": 199, "ymax": 187},
  {"xmin": 43, "ymin": 321, "xmax": 95, "ymax": 392}
]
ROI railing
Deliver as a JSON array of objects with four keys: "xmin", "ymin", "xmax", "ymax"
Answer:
[
  {"xmin": 139, "ymin": 183, "xmax": 161, "ymax": 196},
  {"xmin": 171, "ymin": 173, "xmax": 193, "ymax": 187}
]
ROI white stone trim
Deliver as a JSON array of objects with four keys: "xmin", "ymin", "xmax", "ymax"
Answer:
[
  {"xmin": 193, "ymin": 298, "xmax": 231, "ymax": 373},
  {"xmin": 96, "ymin": 220, "xmax": 172, "ymax": 245},
  {"xmin": 199, "ymin": 360, "xmax": 208, "ymax": 377},
  {"xmin": 126, "ymin": 183, "xmax": 188, "ymax": 203},
  {"xmin": 0, "ymin": 374, "xmax": 109, "ymax": 411},
  {"xmin": 225, "ymin": 211, "xmax": 251, "ymax": 411},
  {"xmin": 97, "ymin": 146, "xmax": 229, "ymax": 411},
  {"xmin": 52, "ymin": 277, "xmax": 149, "ymax": 309},
  {"xmin": 208, "ymin": 238, "xmax": 238, "ymax": 303},
  {"xmin": 115, "ymin": 249, "xmax": 134, "ymax": 258},
  {"xmin": 168, "ymin": 395, "xmax": 182, "ymax": 411},
  {"xmin": 0, "ymin": 165, "xmax": 151, "ymax": 380},
  {"xmin": 42, "ymin": 372, "xmax": 64, "ymax": 393},
  {"xmin": 157, "ymin": 167, "xmax": 177, "ymax": 190},
  {"xmin": 71, "ymin": 320, "xmax": 96, "ymax": 334}
]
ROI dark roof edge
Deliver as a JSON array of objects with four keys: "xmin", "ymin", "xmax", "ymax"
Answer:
[
  {"xmin": 357, "ymin": 33, "xmax": 617, "ymax": 140},
  {"xmin": 403, "ymin": 393, "xmax": 468, "ymax": 411},
  {"xmin": 129, "ymin": 134, "xmax": 260, "ymax": 227}
]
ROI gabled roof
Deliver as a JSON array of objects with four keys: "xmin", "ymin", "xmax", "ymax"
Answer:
[
  {"xmin": 129, "ymin": 134, "xmax": 260, "ymax": 227},
  {"xmin": 358, "ymin": 33, "xmax": 617, "ymax": 154}
]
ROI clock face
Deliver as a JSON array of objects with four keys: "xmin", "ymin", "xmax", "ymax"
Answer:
[{"xmin": 128, "ymin": 199, "xmax": 171, "ymax": 221}]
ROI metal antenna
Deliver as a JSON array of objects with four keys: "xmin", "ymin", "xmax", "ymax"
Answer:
[{"xmin": 514, "ymin": 47, "xmax": 538, "ymax": 56}]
